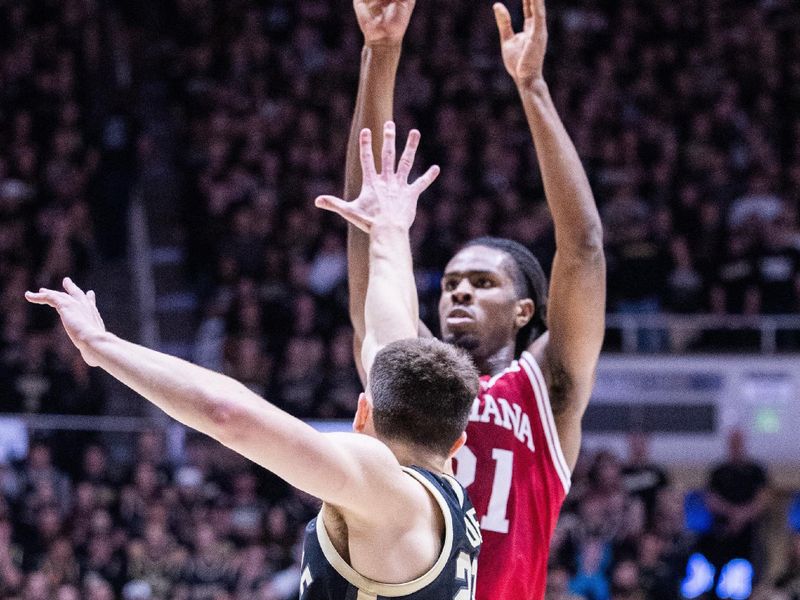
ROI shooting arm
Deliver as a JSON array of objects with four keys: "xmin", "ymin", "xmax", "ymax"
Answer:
[
  {"xmin": 347, "ymin": 45, "xmax": 402, "ymax": 384},
  {"xmin": 520, "ymin": 81, "xmax": 605, "ymax": 470}
]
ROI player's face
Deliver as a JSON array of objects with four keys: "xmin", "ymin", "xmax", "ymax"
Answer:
[{"xmin": 439, "ymin": 246, "xmax": 525, "ymax": 366}]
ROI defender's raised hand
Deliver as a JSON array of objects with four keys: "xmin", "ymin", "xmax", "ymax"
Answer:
[
  {"xmin": 494, "ymin": 0, "xmax": 548, "ymax": 86},
  {"xmin": 25, "ymin": 278, "xmax": 106, "ymax": 367},
  {"xmin": 316, "ymin": 122, "xmax": 439, "ymax": 233},
  {"xmin": 354, "ymin": 0, "xmax": 416, "ymax": 46}
]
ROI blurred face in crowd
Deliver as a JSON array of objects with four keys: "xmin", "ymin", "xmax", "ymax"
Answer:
[
  {"xmin": 56, "ymin": 585, "xmax": 80, "ymax": 600},
  {"xmin": 24, "ymin": 572, "xmax": 50, "ymax": 600},
  {"xmin": 28, "ymin": 444, "xmax": 51, "ymax": 470},
  {"xmin": 82, "ymin": 445, "xmax": 107, "ymax": 478},
  {"xmin": 439, "ymin": 246, "xmax": 532, "ymax": 369}
]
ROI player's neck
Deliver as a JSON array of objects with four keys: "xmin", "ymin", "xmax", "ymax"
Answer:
[
  {"xmin": 474, "ymin": 343, "xmax": 517, "ymax": 377},
  {"xmin": 385, "ymin": 441, "xmax": 448, "ymax": 475}
]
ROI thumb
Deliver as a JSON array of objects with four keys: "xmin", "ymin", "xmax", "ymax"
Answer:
[
  {"xmin": 315, "ymin": 195, "xmax": 350, "ymax": 214},
  {"xmin": 493, "ymin": 3, "xmax": 514, "ymax": 42},
  {"xmin": 315, "ymin": 196, "xmax": 371, "ymax": 232}
]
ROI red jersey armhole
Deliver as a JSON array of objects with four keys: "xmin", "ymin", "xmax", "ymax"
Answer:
[{"xmin": 519, "ymin": 351, "xmax": 572, "ymax": 495}]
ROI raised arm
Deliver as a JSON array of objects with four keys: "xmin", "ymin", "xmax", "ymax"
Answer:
[
  {"xmin": 494, "ymin": 0, "xmax": 605, "ymax": 469},
  {"xmin": 25, "ymin": 280, "xmax": 414, "ymax": 520},
  {"xmin": 318, "ymin": 124, "xmax": 439, "ymax": 375},
  {"xmin": 346, "ymin": 0, "xmax": 415, "ymax": 384}
]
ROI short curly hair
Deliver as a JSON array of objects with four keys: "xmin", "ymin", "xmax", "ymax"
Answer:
[{"xmin": 369, "ymin": 338, "xmax": 479, "ymax": 456}]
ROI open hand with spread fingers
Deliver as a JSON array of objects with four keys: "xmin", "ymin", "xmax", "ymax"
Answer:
[
  {"xmin": 315, "ymin": 121, "xmax": 439, "ymax": 233},
  {"xmin": 354, "ymin": 0, "xmax": 416, "ymax": 46},
  {"xmin": 494, "ymin": 0, "xmax": 548, "ymax": 87},
  {"xmin": 25, "ymin": 278, "xmax": 106, "ymax": 367}
]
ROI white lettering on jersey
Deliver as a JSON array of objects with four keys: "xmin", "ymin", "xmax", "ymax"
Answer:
[
  {"xmin": 464, "ymin": 507, "xmax": 483, "ymax": 548},
  {"xmin": 454, "ymin": 551, "xmax": 478, "ymax": 600},
  {"xmin": 468, "ymin": 395, "xmax": 535, "ymax": 453},
  {"xmin": 300, "ymin": 565, "xmax": 313, "ymax": 596},
  {"xmin": 479, "ymin": 395, "xmax": 502, "ymax": 425}
]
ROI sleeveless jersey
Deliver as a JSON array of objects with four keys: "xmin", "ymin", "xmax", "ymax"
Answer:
[
  {"xmin": 453, "ymin": 351, "xmax": 570, "ymax": 600},
  {"xmin": 299, "ymin": 466, "xmax": 482, "ymax": 600}
]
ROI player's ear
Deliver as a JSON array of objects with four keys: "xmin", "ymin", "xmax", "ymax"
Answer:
[
  {"xmin": 353, "ymin": 393, "xmax": 372, "ymax": 433},
  {"xmin": 514, "ymin": 298, "xmax": 534, "ymax": 329},
  {"xmin": 447, "ymin": 431, "xmax": 468, "ymax": 459}
]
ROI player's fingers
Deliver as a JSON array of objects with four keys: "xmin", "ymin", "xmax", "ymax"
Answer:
[
  {"xmin": 493, "ymin": 3, "xmax": 514, "ymax": 42},
  {"xmin": 24, "ymin": 290, "xmax": 63, "ymax": 308},
  {"xmin": 353, "ymin": 1, "xmax": 371, "ymax": 24},
  {"xmin": 314, "ymin": 195, "xmax": 370, "ymax": 230},
  {"xmin": 523, "ymin": 0, "xmax": 533, "ymax": 20},
  {"xmin": 359, "ymin": 128, "xmax": 378, "ymax": 183},
  {"xmin": 410, "ymin": 165, "xmax": 441, "ymax": 195},
  {"xmin": 314, "ymin": 194, "xmax": 347, "ymax": 213},
  {"xmin": 86, "ymin": 290, "xmax": 104, "ymax": 327},
  {"xmin": 381, "ymin": 121, "xmax": 396, "ymax": 177},
  {"xmin": 87, "ymin": 289, "xmax": 101, "ymax": 316},
  {"xmin": 62, "ymin": 277, "xmax": 87, "ymax": 301},
  {"xmin": 396, "ymin": 129, "xmax": 421, "ymax": 181},
  {"xmin": 534, "ymin": 0, "xmax": 547, "ymax": 38}
]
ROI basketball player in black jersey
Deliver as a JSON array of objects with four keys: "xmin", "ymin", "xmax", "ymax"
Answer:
[{"xmin": 27, "ymin": 127, "xmax": 482, "ymax": 600}]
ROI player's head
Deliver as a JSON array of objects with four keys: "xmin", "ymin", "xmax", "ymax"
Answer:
[
  {"xmin": 354, "ymin": 338, "xmax": 479, "ymax": 458},
  {"xmin": 438, "ymin": 237, "xmax": 548, "ymax": 364}
]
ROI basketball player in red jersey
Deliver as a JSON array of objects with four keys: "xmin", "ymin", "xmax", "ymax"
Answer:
[{"xmin": 340, "ymin": 0, "xmax": 606, "ymax": 598}]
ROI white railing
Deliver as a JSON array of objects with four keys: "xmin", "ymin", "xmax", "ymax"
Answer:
[{"xmin": 605, "ymin": 313, "xmax": 800, "ymax": 353}]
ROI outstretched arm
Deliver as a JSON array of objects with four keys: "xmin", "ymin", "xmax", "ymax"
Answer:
[
  {"xmin": 347, "ymin": 0, "xmax": 415, "ymax": 385},
  {"xmin": 495, "ymin": 0, "xmax": 605, "ymax": 470},
  {"xmin": 25, "ymin": 280, "xmax": 417, "ymax": 520},
  {"xmin": 318, "ymin": 125, "xmax": 439, "ymax": 375}
]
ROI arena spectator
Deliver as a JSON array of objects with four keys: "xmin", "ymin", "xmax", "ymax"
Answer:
[
  {"xmin": 0, "ymin": 0, "xmax": 113, "ymax": 417},
  {"xmin": 621, "ymin": 433, "xmax": 670, "ymax": 526},
  {"xmin": 702, "ymin": 428, "xmax": 771, "ymax": 577}
]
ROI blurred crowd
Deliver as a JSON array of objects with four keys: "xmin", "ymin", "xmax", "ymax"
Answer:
[
  {"xmin": 150, "ymin": 0, "xmax": 800, "ymax": 395},
  {"xmin": 0, "ymin": 0, "xmax": 799, "ymax": 417},
  {"xmin": 1, "ymin": 1, "xmax": 800, "ymax": 596},
  {"xmin": 0, "ymin": 430, "xmax": 797, "ymax": 600},
  {"xmin": 0, "ymin": 0, "xmax": 137, "ymax": 416}
]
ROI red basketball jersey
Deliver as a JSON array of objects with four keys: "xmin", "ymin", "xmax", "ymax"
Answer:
[{"xmin": 452, "ymin": 351, "xmax": 570, "ymax": 600}]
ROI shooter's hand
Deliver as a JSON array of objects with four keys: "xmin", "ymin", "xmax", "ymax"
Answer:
[
  {"xmin": 354, "ymin": 0, "xmax": 416, "ymax": 46},
  {"xmin": 494, "ymin": 0, "xmax": 548, "ymax": 87},
  {"xmin": 25, "ymin": 278, "xmax": 106, "ymax": 367},
  {"xmin": 315, "ymin": 121, "xmax": 439, "ymax": 233}
]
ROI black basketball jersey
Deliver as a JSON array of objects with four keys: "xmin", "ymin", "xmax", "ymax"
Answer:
[{"xmin": 299, "ymin": 466, "xmax": 482, "ymax": 600}]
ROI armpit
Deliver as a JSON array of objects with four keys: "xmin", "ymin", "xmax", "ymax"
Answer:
[{"xmin": 544, "ymin": 358, "xmax": 575, "ymax": 417}]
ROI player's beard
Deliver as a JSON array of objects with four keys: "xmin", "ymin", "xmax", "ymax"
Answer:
[{"xmin": 442, "ymin": 331, "xmax": 481, "ymax": 354}]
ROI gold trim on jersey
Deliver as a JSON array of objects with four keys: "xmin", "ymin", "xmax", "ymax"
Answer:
[{"xmin": 315, "ymin": 467, "xmax": 454, "ymax": 597}]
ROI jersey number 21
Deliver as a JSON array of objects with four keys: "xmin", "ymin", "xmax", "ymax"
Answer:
[{"xmin": 454, "ymin": 447, "xmax": 513, "ymax": 533}]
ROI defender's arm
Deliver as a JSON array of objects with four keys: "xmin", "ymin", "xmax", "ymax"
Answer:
[
  {"xmin": 320, "ymin": 125, "xmax": 439, "ymax": 375},
  {"xmin": 25, "ymin": 281, "xmax": 422, "ymax": 520},
  {"xmin": 496, "ymin": 0, "xmax": 605, "ymax": 470}
]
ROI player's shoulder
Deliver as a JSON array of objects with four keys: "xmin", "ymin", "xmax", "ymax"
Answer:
[{"xmin": 324, "ymin": 431, "xmax": 399, "ymax": 466}]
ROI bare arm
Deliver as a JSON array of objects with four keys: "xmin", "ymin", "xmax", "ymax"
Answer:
[
  {"xmin": 25, "ymin": 280, "xmax": 417, "ymax": 520},
  {"xmin": 495, "ymin": 0, "xmax": 605, "ymax": 470},
  {"xmin": 347, "ymin": 1, "xmax": 415, "ymax": 384},
  {"xmin": 318, "ymin": 126, "xmax": 439, "ymax": 375}
]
